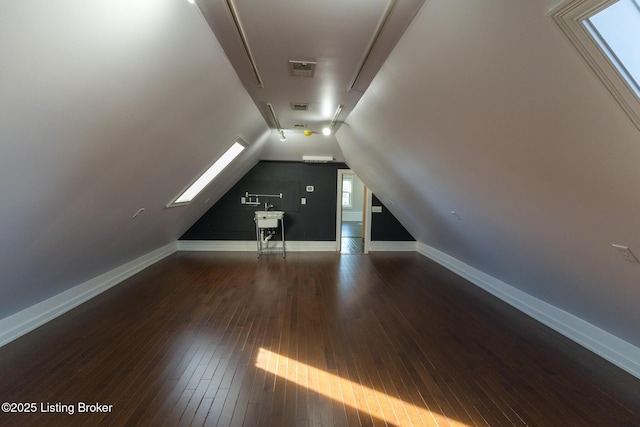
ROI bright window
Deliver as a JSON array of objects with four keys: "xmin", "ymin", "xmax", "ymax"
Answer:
[
  {"xmin": 342, "ymin": 175, "xmax": 353, "ymax": 208},
  {"xmin": 551, "ymin": 0, "xmax": 640, "ymax": 130},
  {"xmin": 583, "ymin": 0, "xmax": 640, "ymax": 97},
  {"xmin": 168, "ymin": 139, "xmax": 246, "ymax": 207}
]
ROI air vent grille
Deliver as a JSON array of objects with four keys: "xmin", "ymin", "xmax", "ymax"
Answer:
[
  {"xmin": 291, "ymin": 103, "xmax": 309, "ymax": 111},
  {"xmin": 289, "ymin": 60, "xmax": 316, "ymax": 78},
  {"xmin": 303, "ymin": 155, "xmax": 334, "ymax": 163},
  {"xmin": 293, "ymin": 124, "xmax": 307, "ymax": 128}
]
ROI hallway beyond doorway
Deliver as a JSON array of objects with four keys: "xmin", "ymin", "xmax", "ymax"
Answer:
[{"xmin": 340, "ymin": 221, "xmax": 363, "ymax": 253}]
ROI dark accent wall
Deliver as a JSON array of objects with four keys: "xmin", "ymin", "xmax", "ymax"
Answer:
[
  {"xmin": 181, "ymin": 161, "xmax": 347, "ymax": 241},
  {"xmin": 371, "ymin": 195, "xmax": 415, "ymax": 241},
  {"xmin": 180, "ymin": 161, "xmax": 416, "ymax": 242}
]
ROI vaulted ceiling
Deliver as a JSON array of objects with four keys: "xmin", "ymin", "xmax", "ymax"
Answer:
[
  {"xmin": 1, "ymin": 0, "xmax": 639, "ymax": 370},
  {"xmin": 194, "ymin": 0, "xmax": 425, "ymax": 161}
]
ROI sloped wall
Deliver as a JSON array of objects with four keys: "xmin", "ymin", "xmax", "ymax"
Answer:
[
  {"xmin": 337, "ymin": 0, "xmax": 640, "ymax": 348},
  {"xmin": 0, "ymin": 0, "xmax": 268, "ymax": 320}
]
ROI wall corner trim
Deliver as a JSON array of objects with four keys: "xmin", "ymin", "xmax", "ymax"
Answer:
[
  {"xmin": 0, "ymin": 242, "xmax": 178, "ymax": 348},
  {"xmin": 416, "ymin": 242, "xmax": 640, "ymax": 379}
]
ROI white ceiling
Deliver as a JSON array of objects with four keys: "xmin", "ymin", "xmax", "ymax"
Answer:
[{"xmin": 196, "ymin": 0, "xmax": 425, "ymax": 160}]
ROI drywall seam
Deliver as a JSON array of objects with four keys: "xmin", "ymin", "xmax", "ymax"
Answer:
[
  {"xmin": 416, "ymin": 242, "xmax": 640, "ymax": 379},
  {"xmin": 0, "ymin": 242, "xmax": 178, "ymax": 348}
]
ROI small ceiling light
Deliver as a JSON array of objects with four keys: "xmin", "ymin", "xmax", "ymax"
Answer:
[
  {"xmin": 322, "ymin": 127, "xmax": 331, "ymax": 136},
  {"xmin": 279, "ymin": 130, "xmax": 286, "ymax": 141},
  {"xmin": 188, "ymin": 0, "xmax": 195, "ymax": 4}
]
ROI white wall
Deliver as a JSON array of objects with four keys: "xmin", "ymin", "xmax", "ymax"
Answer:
[
  {"xmin": 337, "ymin": 0, "xmax": 640, "ymax": 349},
  {"xmin": 0, "ymin": 0, "xmax": 268, "ymax": 320}
]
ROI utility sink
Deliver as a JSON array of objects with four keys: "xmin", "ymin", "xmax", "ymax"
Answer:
[{"xmin": 254, "ymin": 210, "xmax": 284, "ymax": 228}]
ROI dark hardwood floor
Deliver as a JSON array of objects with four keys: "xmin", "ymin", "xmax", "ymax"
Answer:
[
  {"xmin": 0, "ymin": 251, "xmax": 638, "ymax": 426},
  {"xmin": 340, "ymin": 238, "xmax": 363, "ymax": 254},
  {"xmin": 341, "ymin": 222, "xmax": 363, "ymax": 254}
]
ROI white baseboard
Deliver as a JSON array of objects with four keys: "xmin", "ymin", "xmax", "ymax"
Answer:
[
  {"xmin": 178, "ymin": 240, "xmax": 418, "ymax": 253},
  {"xmin": 178, "ymin": 240, "xmax": 256, "ymax": 251},
  {"xmin": 0, "ymin": 242, "xmax": 177, "ymax": 348},
  {"xmin": 177, "ymin": 240, "xmax": 337, "ymax": 252},
  {"xmin": 369, "ymin": 241, "xmax": 417, "ymax": 252},
  {"xmin": 416, "ymin": 242, "xmax": 640, "ymax": 379}
]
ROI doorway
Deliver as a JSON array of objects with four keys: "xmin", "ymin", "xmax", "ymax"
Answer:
[{"xmin": 336, "ymin": 170, "xmax": 371, "ymax": 254}]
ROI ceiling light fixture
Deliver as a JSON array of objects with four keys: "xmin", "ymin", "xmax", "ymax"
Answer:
[
  {"xmin": 322, "ymin": 127, "xmax": 331, "ymax": 136},
  {"xmin": 267, "ymin": 102, "xmax": 289, "ymax": 141}
]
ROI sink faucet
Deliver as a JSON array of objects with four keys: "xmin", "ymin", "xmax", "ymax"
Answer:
[{"xmin": 264, "ymin": 200, "xmax": 273, "ymax": 211}]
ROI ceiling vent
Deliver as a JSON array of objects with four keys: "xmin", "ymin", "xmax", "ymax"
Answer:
[
  {"xmin": 293, "ymin": 123, "xmax": 307, "ymax": 128},
  {"xmin": 289, "ymin": 60, "xmax": 316, "ymax": 78},
  {"xmin": 291, "ymin": 103, "xmax": 309, "ymax": 111}
]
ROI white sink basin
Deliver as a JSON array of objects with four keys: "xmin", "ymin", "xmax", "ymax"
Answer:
[{"xmin": 254, "ymin": 210, "xmax": 284, "ymax": 228}]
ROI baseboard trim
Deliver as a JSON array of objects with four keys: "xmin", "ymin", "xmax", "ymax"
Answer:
[
  {"xmin": 0, "ymin": 242, "xmax": 177, "ymax": 348},
  {"xmin": 369, "ymin": 241, "xmax": 417, "ymax": 251},
  {"xmin": 177, "ymin": 240, "xmax": 337, "ymax": 252},
  {"xmin": 416, "ymin": 242, "xmax": 640, "ymax": 379}
]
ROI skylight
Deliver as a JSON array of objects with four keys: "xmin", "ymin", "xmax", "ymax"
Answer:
[
  {"xmin": 550, "ymin": 0, "xmax": 640, "ymax": 130},
  {"xmin": 169, "ymin": 139, "xmax": 246, "ymax": 207},
  {"xmin": 583, "ymin": 0, "xmax": 640, "ymax": 97}
]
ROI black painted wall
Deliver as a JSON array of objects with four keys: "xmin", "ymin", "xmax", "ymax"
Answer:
[
  {"xmin": 180, "ymin": 161, "xmax": 415, "ymax": 242},
  {"xmin": 370, "ymin": 195, "xmax": 415, "ymax": 241},
  {"xmin": 181, "ymin": 161, "xmax": 347, "ymax": 241}
]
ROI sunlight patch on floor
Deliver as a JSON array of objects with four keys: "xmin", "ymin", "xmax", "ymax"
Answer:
[{"xmin": 256, "ymin": 347, "xmax": 469, "ymax": 427}]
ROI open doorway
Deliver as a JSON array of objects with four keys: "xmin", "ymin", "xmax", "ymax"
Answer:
[{"xmin": 336, "ymin": 170, "xmax": 369, "ymax": 254}]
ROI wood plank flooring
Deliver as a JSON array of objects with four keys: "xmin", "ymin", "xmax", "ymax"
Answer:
[
  {"xmin": 0, "ymin": 251, "xmax": 639, "ymax": 426},
  {"xmin": 341, "ymin": 221, "xmax": 363, "ymax": 254},
  {"xmin": 341, "ymin": 238, "xmax": 363, "ymax": 254}
]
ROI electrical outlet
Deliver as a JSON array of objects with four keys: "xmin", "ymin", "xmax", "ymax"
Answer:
[
  {"xmin": 301, "ymin": 198, "xmax": 306, "ymax": 205},
  {"xmin": 612, "ymin": 244, "xmax": 639, "ymax": 263},
  {"xmin": 241, "ymin": 197, "xmax": 246, "ymax": 204}
]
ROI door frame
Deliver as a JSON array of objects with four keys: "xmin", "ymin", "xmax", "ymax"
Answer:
[{"xmin": 336, "ymin": 169, "xmax": 371, "ymax": 253}]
